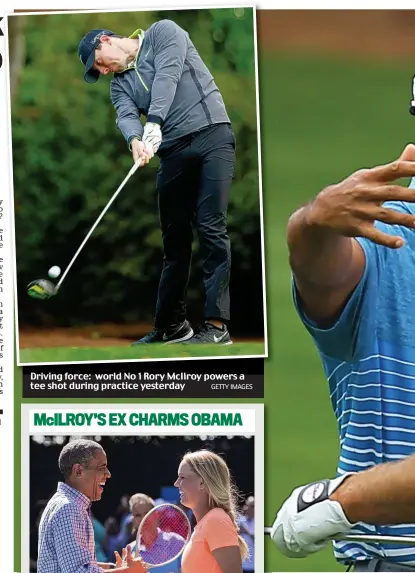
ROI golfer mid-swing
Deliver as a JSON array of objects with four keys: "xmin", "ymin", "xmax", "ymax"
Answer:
[{"xmin": 78, "ymin": 20, "xmax": 235, "ymax": 345}]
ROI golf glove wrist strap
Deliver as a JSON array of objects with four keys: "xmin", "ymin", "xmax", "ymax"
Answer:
[{"xmin": 271, "ymin": 473, "xmax": 355, "ymax": 558}]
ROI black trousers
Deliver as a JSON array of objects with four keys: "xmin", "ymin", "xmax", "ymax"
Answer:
[{"xmin": 154, "ymin": 123, "xmax": 235, "ymax": 329}]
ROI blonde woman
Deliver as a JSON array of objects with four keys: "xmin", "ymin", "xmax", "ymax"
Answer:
[{"xmin": 174, "ymin": 450, "xmax": 249, "ymax": 573}]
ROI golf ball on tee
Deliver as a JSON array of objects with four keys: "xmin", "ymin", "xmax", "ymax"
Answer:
[{"xmin": 48, "ymin": 266, "xmax": 61, "ymax": 279}]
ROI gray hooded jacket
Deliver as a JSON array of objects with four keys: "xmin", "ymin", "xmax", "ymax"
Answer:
[{"xmin": 110, "ymin": 19, "xmax": 231, "ymax": 153}]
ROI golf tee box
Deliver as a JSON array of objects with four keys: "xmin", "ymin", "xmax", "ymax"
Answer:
[{"xmin": 22, "ymin": 357, "xmax": 264, "ymax": 398}]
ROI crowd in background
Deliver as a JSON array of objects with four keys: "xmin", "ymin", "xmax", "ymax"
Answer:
[{"xmin": 30, "ymin": 492, "xmax": 255, "ymax": 572}]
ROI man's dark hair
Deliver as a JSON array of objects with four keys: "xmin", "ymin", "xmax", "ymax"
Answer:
[
  {"xmin": 95, "ymin": 33, "xmax": 124, "ymax": 50},
  {"xmin": 58, "ymin": 439, "xmax": 104, "ymax": 479}
]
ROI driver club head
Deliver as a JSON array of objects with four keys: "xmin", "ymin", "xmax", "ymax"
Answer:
[
  {"xmin": 25, "ymin": 162, "xmax": 142, "ymax": 303},
  {"xmin": 27, "ymin": 279, "xmax": 58, "ymax": 300}
]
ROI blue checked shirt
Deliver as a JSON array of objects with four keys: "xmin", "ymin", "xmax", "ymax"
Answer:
[{"xmin": 37, "ymin": 482, "xmax": 102, "ymax": 573}]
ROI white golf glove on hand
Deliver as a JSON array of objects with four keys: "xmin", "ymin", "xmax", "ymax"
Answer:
[
  {"xmin": 142, "ymin": 122, "xmax": 162, "ymax": 154},
  {"xmin": 143, "ymin": 142, "xmax": 154, "ymax": 160},
  {"xmin": 271, "ymin": 475, "xmax": 355, "ymax": 558}
]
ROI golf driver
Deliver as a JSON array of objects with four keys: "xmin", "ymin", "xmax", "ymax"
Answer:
[
  {"xmin": 27, "ymin": 158, "xmax": 142, "ymax": 300},
  {"xmin": 264, "ymin": 527, "xmax": 415, "ymax": 545}
]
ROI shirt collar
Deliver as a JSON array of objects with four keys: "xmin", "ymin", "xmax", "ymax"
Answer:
[
  {"xmin": 129, "ymin": 28, "xmax": 145, "ymax": 43},
  {"xmin": 116, "ymin": 28, "xmax": 145, "ymax": 75},
  {"xmin": 58, "ymin": 482, "xmax": 91, "ymax": 509}
]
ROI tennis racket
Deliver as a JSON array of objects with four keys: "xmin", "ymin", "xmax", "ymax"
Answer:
[{"xmin": 134, "ymin": 503, "xmax": 191, "ymax": 567}]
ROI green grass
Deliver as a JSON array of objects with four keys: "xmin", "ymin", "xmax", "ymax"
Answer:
[
  {"xmin": 261, "ymin": 53, "xmax": 415, "ymax": 572},
  {"xmin": 19, "ymin": 342, "xmax": 265, "ymax": 363}
]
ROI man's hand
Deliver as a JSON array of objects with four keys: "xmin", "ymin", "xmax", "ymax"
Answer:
[
  {"xmin": 287, "ymin": 144, "xmax": 415, "ymax": 322},
  {"xmin": 306, "ymin": 144, "xmax": 415, "ymax": 249},
  {"xmin": 142, "ymin": 122, "xmax": 162, "ymax": 154},
  {"xmin": 130, "ymin": 139, "xmax": 152, "ymax": 168},
  {"xmin": 124, "ymin": 545, "xmax": 148, "ymax": 573},
  {"xmin": 270, "ymin": 475, "xmax": 354, "ymax": 558},
  {"xmin": 114, "ymin": 548, "xmax": 125, "ymax": 568}
]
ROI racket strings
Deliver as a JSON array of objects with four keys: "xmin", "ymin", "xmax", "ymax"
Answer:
[{"xmin": 137, "ymin": 505, "xmax": 190, "ymax": 566}]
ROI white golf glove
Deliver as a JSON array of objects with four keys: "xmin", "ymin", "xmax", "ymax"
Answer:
[
  {"xmin": 142, "ymin": 141, "xmax": 154, "ymax": 160},
  {"xmin": 143, "ymin": 122, "xmax": 162, "ymax": 154},
  {"xmin": 271, "ymin": 475, "xmax": 355, "ymax": 558}
]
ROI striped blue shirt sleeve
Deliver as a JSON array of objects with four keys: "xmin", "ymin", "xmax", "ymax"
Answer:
[
  {"xmin": 293, "ymin": 200, "xmax": 415, "ymax": 363},
  {"xmin": 52, "ymin": 505, "xmax": 102, "ymax": 573},
  {"xmin": 292, "ymin": 244, "xmax": 380, "ymax": 363}
]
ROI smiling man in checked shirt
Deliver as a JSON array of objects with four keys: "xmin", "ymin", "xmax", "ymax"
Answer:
[{"xmin": 37, "ymin": 439, "xmax": 147, "ymax": 573}]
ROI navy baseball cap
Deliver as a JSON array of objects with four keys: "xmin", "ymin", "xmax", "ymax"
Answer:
[{"xmin": 78, "ymin": 29, "xmax": 115, "ymax": 83}]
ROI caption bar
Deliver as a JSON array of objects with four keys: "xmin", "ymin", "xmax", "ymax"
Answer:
[{"xmin": 23, "ymin": 358, "xmax": 264, "ymax": 398}]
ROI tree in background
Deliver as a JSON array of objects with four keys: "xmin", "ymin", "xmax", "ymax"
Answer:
[{"xmin": 8, "ymin": 15, "xmax": 26, "ymax": 101}]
